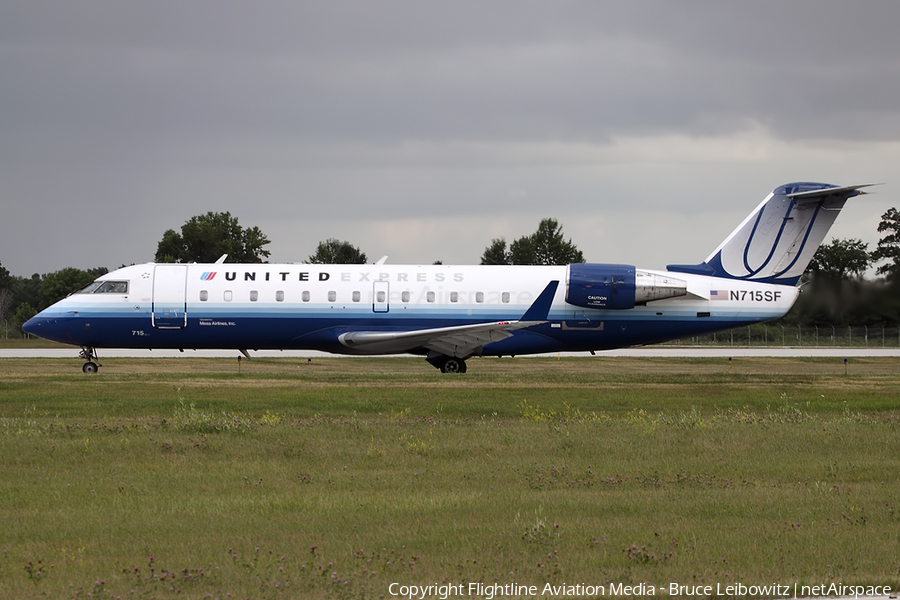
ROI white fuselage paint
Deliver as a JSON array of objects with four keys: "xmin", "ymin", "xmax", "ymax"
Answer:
[{"xmin": 29, "ymin": 261, "xmax": 798, "ymax": 356}]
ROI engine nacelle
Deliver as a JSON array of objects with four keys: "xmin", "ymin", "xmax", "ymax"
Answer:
[
  {"xmin": 566, "ymin": 263, "xmax": 636, "ymax": 309},
  {"xmin": 566, "ymin": 263, "xmax": 687, "ymax": 310}
]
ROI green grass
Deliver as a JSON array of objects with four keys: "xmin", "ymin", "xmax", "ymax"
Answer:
[{"xmin": 1, "ymin": 357, "xmax": 899, "ymax": 599}]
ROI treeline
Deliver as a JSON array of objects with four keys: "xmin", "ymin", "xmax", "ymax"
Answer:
[
  {"xmin": 782, "ymin": 225, "xmax": 900, "ymax": 326},
  {"xmin": 0, "ymin": 265, "xmax": 109, "ymax": 336},
  {"xmin": 0, "ymin": 215, "xmax": 584, "ymax": 336},
  {"xmin": 3, "ymin": 209, "xmax": 900, "ymax": 337},
  {"xmin": 782, "ymin": 278, "xmax": 900, "ymax": 327}
]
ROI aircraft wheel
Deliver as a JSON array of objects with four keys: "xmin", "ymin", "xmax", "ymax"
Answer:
[
  {"xmin": 440, "ymin": 357, "xmax": 467, "ymax": 373},
  {"xmin": 82, "ymin": 362, "xmax": 99, "ymax": 374}
]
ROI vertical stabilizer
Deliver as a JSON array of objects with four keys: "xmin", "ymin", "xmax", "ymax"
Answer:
[{"xmin": 668, "ymin": 183, "xmax": 873, "ymax": 285}]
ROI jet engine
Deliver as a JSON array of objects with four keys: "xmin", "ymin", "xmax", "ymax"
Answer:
[{"xmin": 565, "ymin": 263, "xmax": 687, "ymax": 310}]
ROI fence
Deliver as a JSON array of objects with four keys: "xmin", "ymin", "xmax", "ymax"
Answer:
[
  {"xmin": 2, "ymin": 319, "xmax": 39, "ymax": 340},
  {"xmin": 666, "ymin": 325, "xmax": 900, "ymax": 348}
]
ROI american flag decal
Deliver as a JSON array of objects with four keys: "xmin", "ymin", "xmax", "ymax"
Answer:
[{"xmin": 710, "ymin": 290, "xmax": 729, "ymax": 301}]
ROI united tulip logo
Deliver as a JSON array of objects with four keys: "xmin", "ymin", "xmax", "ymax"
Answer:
[{"xmin": 200, "ymin": 272, "xmax": 217, "ymax": 281}]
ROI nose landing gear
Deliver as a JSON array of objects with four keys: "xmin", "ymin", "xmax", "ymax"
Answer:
[{"xmin": 79, "ymin": 347, "xmax": 101, "ymax": 373}]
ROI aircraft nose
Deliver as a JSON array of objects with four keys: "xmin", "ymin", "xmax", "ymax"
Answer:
[
  {"xmin": 22, "ymin": 312, "xmax": 67, "ymax": 343},
  {"xmin": 22, "ymin": 314, "xmax": 46, "ymax": 337}
]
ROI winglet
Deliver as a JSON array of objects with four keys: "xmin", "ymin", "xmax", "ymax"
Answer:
[{"xmin": 520, "ymin": 281, "xmax": 559, "ymax": 321}]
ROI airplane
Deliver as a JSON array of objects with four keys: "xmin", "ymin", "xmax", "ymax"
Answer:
[{"xmin": 23, "ymin": 182, "xmax": 872, "ymax": 373}]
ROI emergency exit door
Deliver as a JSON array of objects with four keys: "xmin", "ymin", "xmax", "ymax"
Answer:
[{"xmin": 373, "ymin": 281, "xmax": 389, "ymax": 313}]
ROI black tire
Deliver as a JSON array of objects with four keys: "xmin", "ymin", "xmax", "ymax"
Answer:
[
  {"xmin": 82, "ymin": 362, "xmax": 99, "ymax": 374},
  {"xmin": 440, "ymin": 357, "xmax": 467, "ymax": 373}
]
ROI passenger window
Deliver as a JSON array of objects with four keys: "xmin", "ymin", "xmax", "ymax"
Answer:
[
  {"xmin": 199, "ymin": 290, "xmax": 209, "ymax": 302},
  {"xmin": 250, "ymin": 290, "xmax": 258, "ymax": 302},
  {"xmin": 276, "ymin": 291, "xmax": 285, "ymax": 302},
  {"xmin": 502, "ymin": 292, "xmax": 510, "ymax": 303},
  {"xmin": 224, "ymin": 290, "xmax": 233, "ymax": 302},
  {"xmin": 450, "ymin": 292, "xmax": 458, "ymax": 303},
  {"xmin": 328, "ymin": 291, "xmax": 337, "ymax": 302},
  {"xmin": 476, "ymin": 291, "xmax": 484, "ymax": 303},
  {"xmin": 376, "ymin": 291, "xmax": 386, "ymax": 303},
  {"xmin": 401, "ymin": 291, "xmax": 410, "ymax": 303},
  {"xmin": 302, "ymin": 291, "xmax": 310, "ymax": 302},
  {"xmin": 427, "ymin": 291, "xmax": 435, "ymax": 303},
  {"xmin": 352, "ymin": 291, "xmax": 361, "ymax": 302}
]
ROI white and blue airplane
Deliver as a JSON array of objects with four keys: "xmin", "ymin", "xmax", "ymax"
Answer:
[{"xmin": 24, "ymin": 182, "xmax": 870, "ymax": 373}]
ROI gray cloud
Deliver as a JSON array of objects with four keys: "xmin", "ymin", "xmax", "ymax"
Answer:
[{"xmin": 1, "ymin": 1, "xmax": 898, "ymax": 275}]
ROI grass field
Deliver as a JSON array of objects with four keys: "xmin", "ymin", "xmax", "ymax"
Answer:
[{"xmin": 1, "ymin": 356, "xmax": 899, "ymax": 599}]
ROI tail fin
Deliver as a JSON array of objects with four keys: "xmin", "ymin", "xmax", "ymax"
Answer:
[{"xmin": 668, "ymin": 182, "xmax": 874, "ymax": 285}]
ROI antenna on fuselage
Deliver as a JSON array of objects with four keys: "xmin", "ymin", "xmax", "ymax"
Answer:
[{"xmin": 215, "ymin": 254, "xmax": 228, "ymax": 264}]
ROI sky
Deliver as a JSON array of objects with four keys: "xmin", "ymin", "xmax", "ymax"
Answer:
[{"xmin": 2, "ymin": 1, "xmax": 900, "ymax": 277}]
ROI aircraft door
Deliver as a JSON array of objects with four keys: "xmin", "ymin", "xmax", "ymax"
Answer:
[
  {"xmin": 152, "ymin": 265, "xmax": 188, "ymax": 329},
  {"xmin": 373, "ymin": 280, "xmax": 389, "ymax": 313}
]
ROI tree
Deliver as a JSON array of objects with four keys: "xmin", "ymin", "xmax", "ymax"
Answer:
[
  {"xmin": 11, "ymin": 302, "xmax": 37, "ymax": 338},
  {"xmin": 480, "ymin": 218, "xmax": 585, "ymax": 265},
  {"xmin": 10, "ymin": 273, "xmax": 42, "ymax": 315},
  {"xmin": 0, "ymin": 261, "xmax": 12, "ymax": 325},
  {"xmin": 155, "ymin": 212, "xmax": 271, "ymax": 263},
  {"xmin": 307, "ymin": 239, "xmax": 367, "ymax": 264},
  {"xmin": 39, "ymin": 267, "xmax": 108, "ymax": 308},
  {"xmin": 871, "ymin": 207, "xmax": 900, "ymax": 279},
  {"xmin": 0, "ymin": 261, "xmax": 10, "ymax": 289},
  {"xmin": 807, "ymin": 238, "xmax": 870, "ymax": 280},
  {"xmin": 480, "ymin": 239, "xmax": 511, "ymax": 265}
]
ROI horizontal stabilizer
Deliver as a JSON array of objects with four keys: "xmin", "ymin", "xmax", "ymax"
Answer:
[{"xmin": 785, "ymin": 183, "xmax": 879, "ymax": 201}]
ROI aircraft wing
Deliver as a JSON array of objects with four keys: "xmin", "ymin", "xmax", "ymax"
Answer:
[
  {"xmin": 338, "ymin": 320, "xmax": 544, "ymax": 357},
  {"xmin": 338, "ymin": 280, "xmax": 560, "ymax": 358}
]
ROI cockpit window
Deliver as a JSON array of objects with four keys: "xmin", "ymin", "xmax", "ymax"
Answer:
[
  {"xmin": 96, "ymin": 281, "xmax": 128, "ymax": 293},
  {"xmin": 78, "ymin": 281, "xmax": 128, "ymax": 294},
  {"xmin": 77, "ymin": 282, "xmax": 104, "ymax": 294}
]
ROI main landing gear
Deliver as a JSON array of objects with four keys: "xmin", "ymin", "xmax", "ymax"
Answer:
[
  {"xmin": 79, "ymin": 347, "xmax": 101, "ymax": 373},
  {"xmin": 440, "ymin": 356, "xmax": 467, "ymax": 373},
  {"xmin": 426, "ymin": 353, "xmax": 468, "ymax": 373}
]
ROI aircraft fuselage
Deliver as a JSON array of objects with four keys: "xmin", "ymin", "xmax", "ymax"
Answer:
[{"xmin": 26, "ymin": 262, "xmax": 797, "ymax": 356}]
